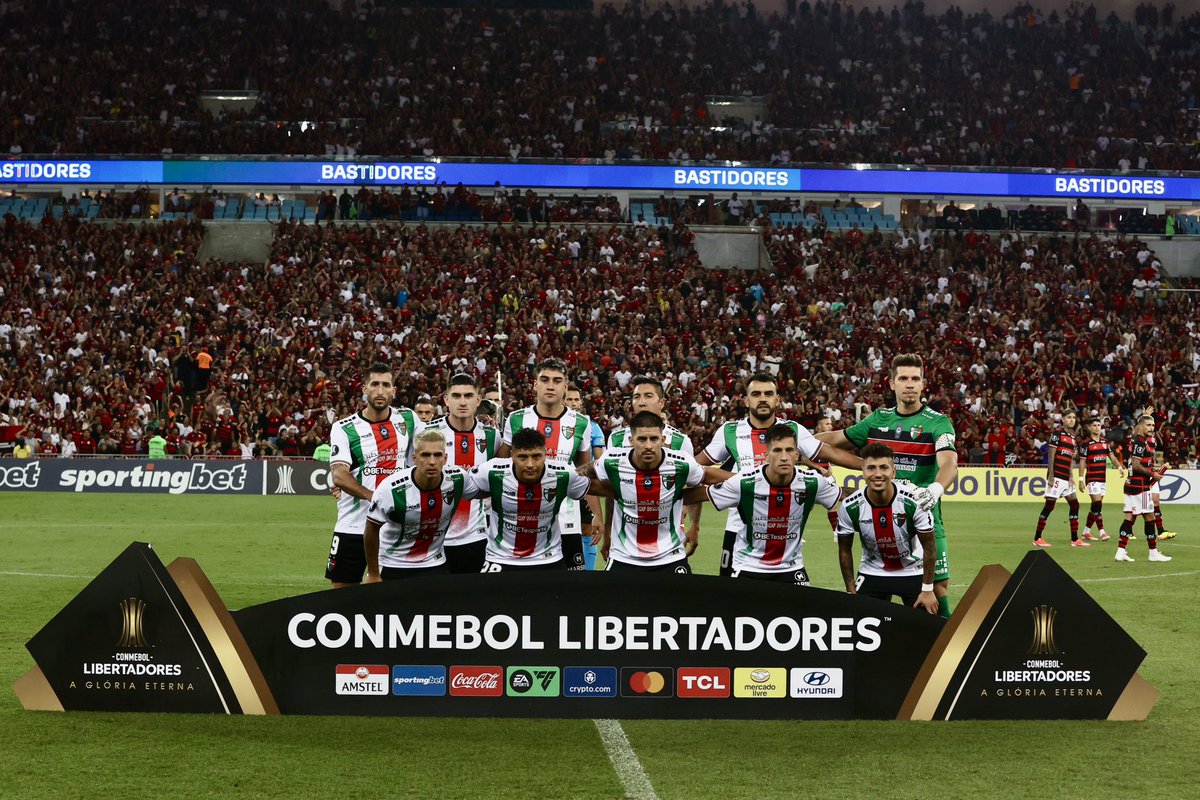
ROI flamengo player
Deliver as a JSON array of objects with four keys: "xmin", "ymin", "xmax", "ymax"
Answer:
[
  {"xmin": 1144, "ymin": 410, "xmax": 1179, "ymax": 541},
  {"xmin": 472, "ymin": 428, "xmax": 594, "ymax": 571},
  {"xmin": 698, "ymin": 373, "xmax": 858, "ymax": 577},
  {"xmin": 590, "ymin": 412, "xmax": 729, "ymax": 573},
  {"xmin": 837, "ymin": 443, "xmax": 939, "ymax": 614},
  {"xmin": 1032, "ymin": 409, "xmax": 1085, "ymax": 548},
  {"xmin": 1078, "ymin": 415, "xmax": 1124, "ymax": 542},
  {"xmin": 500, "ymin": 358, "xmax": 596, "ymax": 570},
  {"xmin": 364, "ymin": 429, "xmax": 477, "ymax": 580},
  {"xmin": 696, "ymin": 424, "xmax": 840, "ymax": 584},
  {"xmin": 817, "ymin": 354, "xmax": 957, "ymax": 619},
  {"xmin": 426, "ymin": 374, "xmax": 500, "ymax": 573},
  {"xmin": 1115, "ymin": 415, "xmax": 1172, "ymax": 563},
  {"xmin": 325, "ymin": 363, "xmax": 422, "ymax": 588}
]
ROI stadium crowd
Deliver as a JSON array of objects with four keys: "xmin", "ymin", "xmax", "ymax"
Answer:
[
  {"xmin": 1, "ymin": 215, "xmax": 1197, "ymax": 466},
  {"xmin": 3, "ymin": 1, "xmax": 1200, "ymax": 170}
]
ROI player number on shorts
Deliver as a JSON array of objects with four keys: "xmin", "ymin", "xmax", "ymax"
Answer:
[
  {"xmin": 329, "ymin": 535, "xmax": 340, "ymax": 556},
  {"xmin": 854, "ymin": 574, "xmax": 865, "ymax": 592}
]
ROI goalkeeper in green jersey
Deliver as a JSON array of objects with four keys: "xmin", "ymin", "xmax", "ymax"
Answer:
[{"xmin": 816, "ymin": 353, "xmax": 959, "ymax": 619}]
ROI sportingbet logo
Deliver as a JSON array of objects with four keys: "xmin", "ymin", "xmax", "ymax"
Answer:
[
  {"xmin": 0, "ymin": 461, "xmax": 41, "ymax": 489},
  {"xmin": 789, "ymin": 668, "xmax": 844, "ymax": 698},
  {"xmin": 58, "ymin": 463, "xmax": 248, "ymax": 494},
  {"xmin": 677, "ymin": 667, "xmax": 731, "ymax": 698},
  {"xmin": 335, "ymin": 664, "xmax": 389, "ymax": 695},
  {"xmin": 506, "ymin": 666, "xmax": 560, "ymax": 697},
  {"xmin": 449, "ymin": 666, "xmax": 503, "ymax": 697},
  {"xmin": 391, "ymin": 665, "xmax": 447, "ymax": 696}
]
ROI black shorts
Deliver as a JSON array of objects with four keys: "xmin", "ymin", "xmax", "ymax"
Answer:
[
  {"xmin": 380, "ymin": 563, "xmax": 450, "ymax": 580},
  {"xmin": 719, "ymin": 530, "xmax": 738, "ymax": 577},
  {"xmin": 607, "ymin": 557, "xmax": 692, "ymax": 574},
  {"xmin": 445, "ymin": 540, "xmax": 487, "ymax": 574},
  {"xmin": 561, "ymin": 532, "xmax": 586, "ymax": 571},
  {"xmin": 856, "ymin": 573, "xmax": 922, "ymax": 606},
  {"xmin": 481, "ymin": 558, "xmax": 567, "ymax": 572},
  {"xmin": 325, "ymin": 531, "xmax": 366, "ymax": 584},
  {"xmin": 734, "ymin": 567, "xmax": 811, "ymax": 586}
]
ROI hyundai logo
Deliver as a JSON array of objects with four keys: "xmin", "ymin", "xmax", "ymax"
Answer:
[
  {"xmin": 803, "ymin": 671, "xmax": 831, "ymax": 686},
  {"xmin": 1157, "ymin": 474, "xmax": 1191, "ymax": 503}
]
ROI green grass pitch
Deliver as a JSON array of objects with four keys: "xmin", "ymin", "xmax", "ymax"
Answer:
[{"xmin": 1, "ymin": 494, "xmax": 1196, "ymax": 799}]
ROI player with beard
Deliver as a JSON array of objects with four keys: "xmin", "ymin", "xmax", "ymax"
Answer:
[
  {"xmin": 1078, "ymin": 415, "xmax": 1124, "ymax": 543},
  {"xmin": 697, "ymin": 373, "xmax": 857, "ymax": 576},
  {"xmin": 1031, "ymin": 409, "xmax": 1085, "ymax": 547}
]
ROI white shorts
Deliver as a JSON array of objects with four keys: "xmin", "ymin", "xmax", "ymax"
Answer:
[
  {"xmin": 1150, "ymin": 481, "xmax": 1161, "ymax": 496},
  {"xmin": 1044, "ymin": 478, "xmax": 1077, "ymax": 499},
  {"xmin": 560, "ymin": 497, "xmax": 581, "ymax": 536},
  {"xmin": 1123, "ymin": 492, "xmax": 1154, "ymax": 516},
  {"xmin": 1085, "ymin": 482, "xmax": 1107, "ymax": 497}
]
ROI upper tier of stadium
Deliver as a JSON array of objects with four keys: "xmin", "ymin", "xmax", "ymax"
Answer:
[{"xmin": 4, "ymin": 1, "xmax": 1199, "ymax": 170}]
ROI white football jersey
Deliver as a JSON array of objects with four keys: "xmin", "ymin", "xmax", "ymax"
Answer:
[
  {"xmin": 503, "ymin": 406, "xmax": 592, "ymax": 468},
  {"xmin": 425, "ymin": 416, "xmax": 500, "ymax": 546},
  {"xmin": 595, "ymin": 448, "xmax": 705, "ymax": 567},
  {"xmin": 836, "ymin": 483, "xmax": 934, "ymax": 577},
  {"xmin": 366, "ymin": 466, "xmax": 477, "ymax": 569},
  {"xmin": 470, "ymin": 459, "xmax": 591, "ymax": 565},
  {"xmin": 708, "ymin": 466, "xmax": 840, "ymax": 573},
  {"xmin": 607, "ymin": 423, "xmax": 694, "ymax": 456},
  {"xmin": 328, "ymin": 407, "xmax": 421, "ymax": 534}
]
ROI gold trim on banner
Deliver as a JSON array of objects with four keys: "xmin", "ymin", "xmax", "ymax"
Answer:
[
  {"xmin": 166, "ymin": 559, "xmax": 280, "ymax": 715},
  {"xmin": 13, "ymin": 666, "xmax": 64, "ymax": 712},
  {"xmin": 1107, "ymin": 672, "xmax": 1160, "ymax": 721},
  {"xmin": 898, "ymin": 564, "xmax": 1012, "ymax": 721}
]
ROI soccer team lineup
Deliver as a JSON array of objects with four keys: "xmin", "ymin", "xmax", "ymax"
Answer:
[{"xmin": 325, "ymin": 353, "xmax": 1176, "ymax": 620}]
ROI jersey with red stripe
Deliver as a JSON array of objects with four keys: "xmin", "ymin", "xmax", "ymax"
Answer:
[
  {"xmin": 837, "ymin": 482, "xmax": 933, "ymax": 577},
  {"xmin": 469, "ymin": 459, "xmax": 591, "ymax": 565},
  {"xmin": 707, "ymin": 466, "xmax": 840, "ymax": 574},
  {"xmin": 1047, "ymin": 429, "xmax": 1078, "ymax": 481},
  {"xmin": 701, "ymin": 418, "xmax": 822, "ymax": 535},
  {"xmin": 426, "ymin": 416, "xmax": 500, "ymax": 546},
  {"xmin": 366, "ymin": 466, "xmax": 477, "ymax": 568},
  {"xmin": 1079, "ymin": 436, "xmax": 1115, "ymax": 484},
  {"xmin": 608, "ymin": 423, "xmax": 694, "ymax": 456},
  {"xmin": 503, "ymin": 406, "xmax": 592, "ymax": 468},
  {"xmin": 1123, "ymin": 435, "xmax": 1155, "ymax": 495},
  {"xmin": 597, "ymin": 448, "xmax": 706, "ymax": 566},
  {"xmin": 328, "ymin": 407, "xmax": 421, "ymax": 534},
  {"xmin": 844, "ymin": 405, "xmax": 956, "ymax": 488}
]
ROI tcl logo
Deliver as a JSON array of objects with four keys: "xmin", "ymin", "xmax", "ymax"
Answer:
[
  {"xmin": 449, "ymin": 666, "xmax": 503, "ymax": 697},
  {"xmin": 677, "ymin": 667, "xmax": 731, "ymax": 698}
]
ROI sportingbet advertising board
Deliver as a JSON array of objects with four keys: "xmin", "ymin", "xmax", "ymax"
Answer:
[{"xmin": 15, "ymin": 544, "xmax": 1158, "ymax": 720}]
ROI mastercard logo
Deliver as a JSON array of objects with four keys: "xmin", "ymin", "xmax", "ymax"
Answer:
[{"xmin": 620, "ymin": 667, "xmax": 675, "ymax": 698}]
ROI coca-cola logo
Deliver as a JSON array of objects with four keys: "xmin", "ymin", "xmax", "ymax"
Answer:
[{"xmin": 449, "ymin": 666, "xmax": 503, "ymax": 697}]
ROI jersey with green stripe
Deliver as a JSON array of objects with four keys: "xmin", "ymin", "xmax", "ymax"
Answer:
[
  {"xmin": 836, "ymin": 483, "xmax": 933, "ymax": 577},
  {"xmin": 503, "ymin": 406, "xmax": 591, "ymax": 468},
  {"xmin": 607, "ymin": 424, "xmax": 694, "ymax": 456},
  {"xmin": 469, "ymin": 459, "xmax": 590, "ymax": 565},
  {"xmin": 365, "ymin": 466, "xmax": 476, "ymax": 568},
  {"xmin": 707, "ymin": 466, "xmax": 840, "ymax": 573},
  {"xmin": 328, "ymin": 407, "xmax": 421, "ymax": 534},
  {"xmin": 844, "ymin": 405, "xmax": 955, "ymax": 488},
  {"xmin": 597, "ymin": 448, "xmax": 705, "ymax": 567},
  {"xmin": 427, "ymin": 416, "xmax": 500, "ymax": 546}
]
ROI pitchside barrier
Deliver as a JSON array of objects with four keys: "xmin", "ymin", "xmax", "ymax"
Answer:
[
  {"xmin": 14, "ymin": 543, "xmax": 1158, "ymax": 721},
  {"xmin": 2, "ymin": 459, "xmax": 1197, "ymax": 503}
]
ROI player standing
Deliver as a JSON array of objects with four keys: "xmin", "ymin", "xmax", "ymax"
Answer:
[
  {"xmin": 425, "ymin": 374, "xmax": 501, "ymax": 573},
  {"xmin": 607, "ymin": 376, "xmax": 694, "ymax": 455},
  {"xmin": 698, "ymin": 373, "xmax": 857, "ymax": 577},
  {"xmin": 364, "ymin": 429, "xmax": 477, "ymax": 580},
  {"xmin": 1032, "ymin": 409, "xmax": 1085, "ymax": 547},
  {"xmin": 499, "ymin": 358, "xmax": 595, "ymax": 570},
  {"xmin": 590, "ymin": 412, "xmax": 727, "ymax": 573},
  {"xmin": 324, "ymin": 363, "xmax": 421, "ymax": 588},
  {"xmin": 809, "ymin": 416, "xmax": 843, "ymax": 534},
  {"xmin": 817, "ymin": 354, "xmax": 956, "ymax": 619},
  {"xmin": 1115, "ymin": 415, "xmax": 1172, "ymax": 562},
  {"xmin": 836, "ymin": 443, "xmax": 939, "ymax": 614},
  {"xmin": 1144, "ymin": 411, "xmax": 1179, "ymax": 541},
  {"xmin": 472, "ymin": 428, "xmax": 594, "ymax": 571},
  {"xmin": 1078, "ymin": 415, "xmax": 1124, "ymax": 542},
  {"xmin": 565, "ymin": 383, "xmax": 606, "ymax": 570},
  {"xmin": 697, "ymin": 424, "xmax": 840, "ymax": 584}
]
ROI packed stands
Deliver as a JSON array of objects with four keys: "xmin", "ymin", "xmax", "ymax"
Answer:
[
  {"xmin": 3, "ymin": 1, "xmax": 1200, "ymax": 170},
  {"xmin": 2, "ymin": 217, "xmax": 1196, "ymax": 466}
]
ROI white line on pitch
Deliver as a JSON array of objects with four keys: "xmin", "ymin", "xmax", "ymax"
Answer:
[
  {"xmin": 948, "ymin": 569, "xmax": 1198, "ymax": 588},
  {"xmin": 594, "ymin": 719, "xmax": 658, "ymax": 800},
  {"xmin": 0, "ymin": 570, "xmax": 317, "ymax": 588}
]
